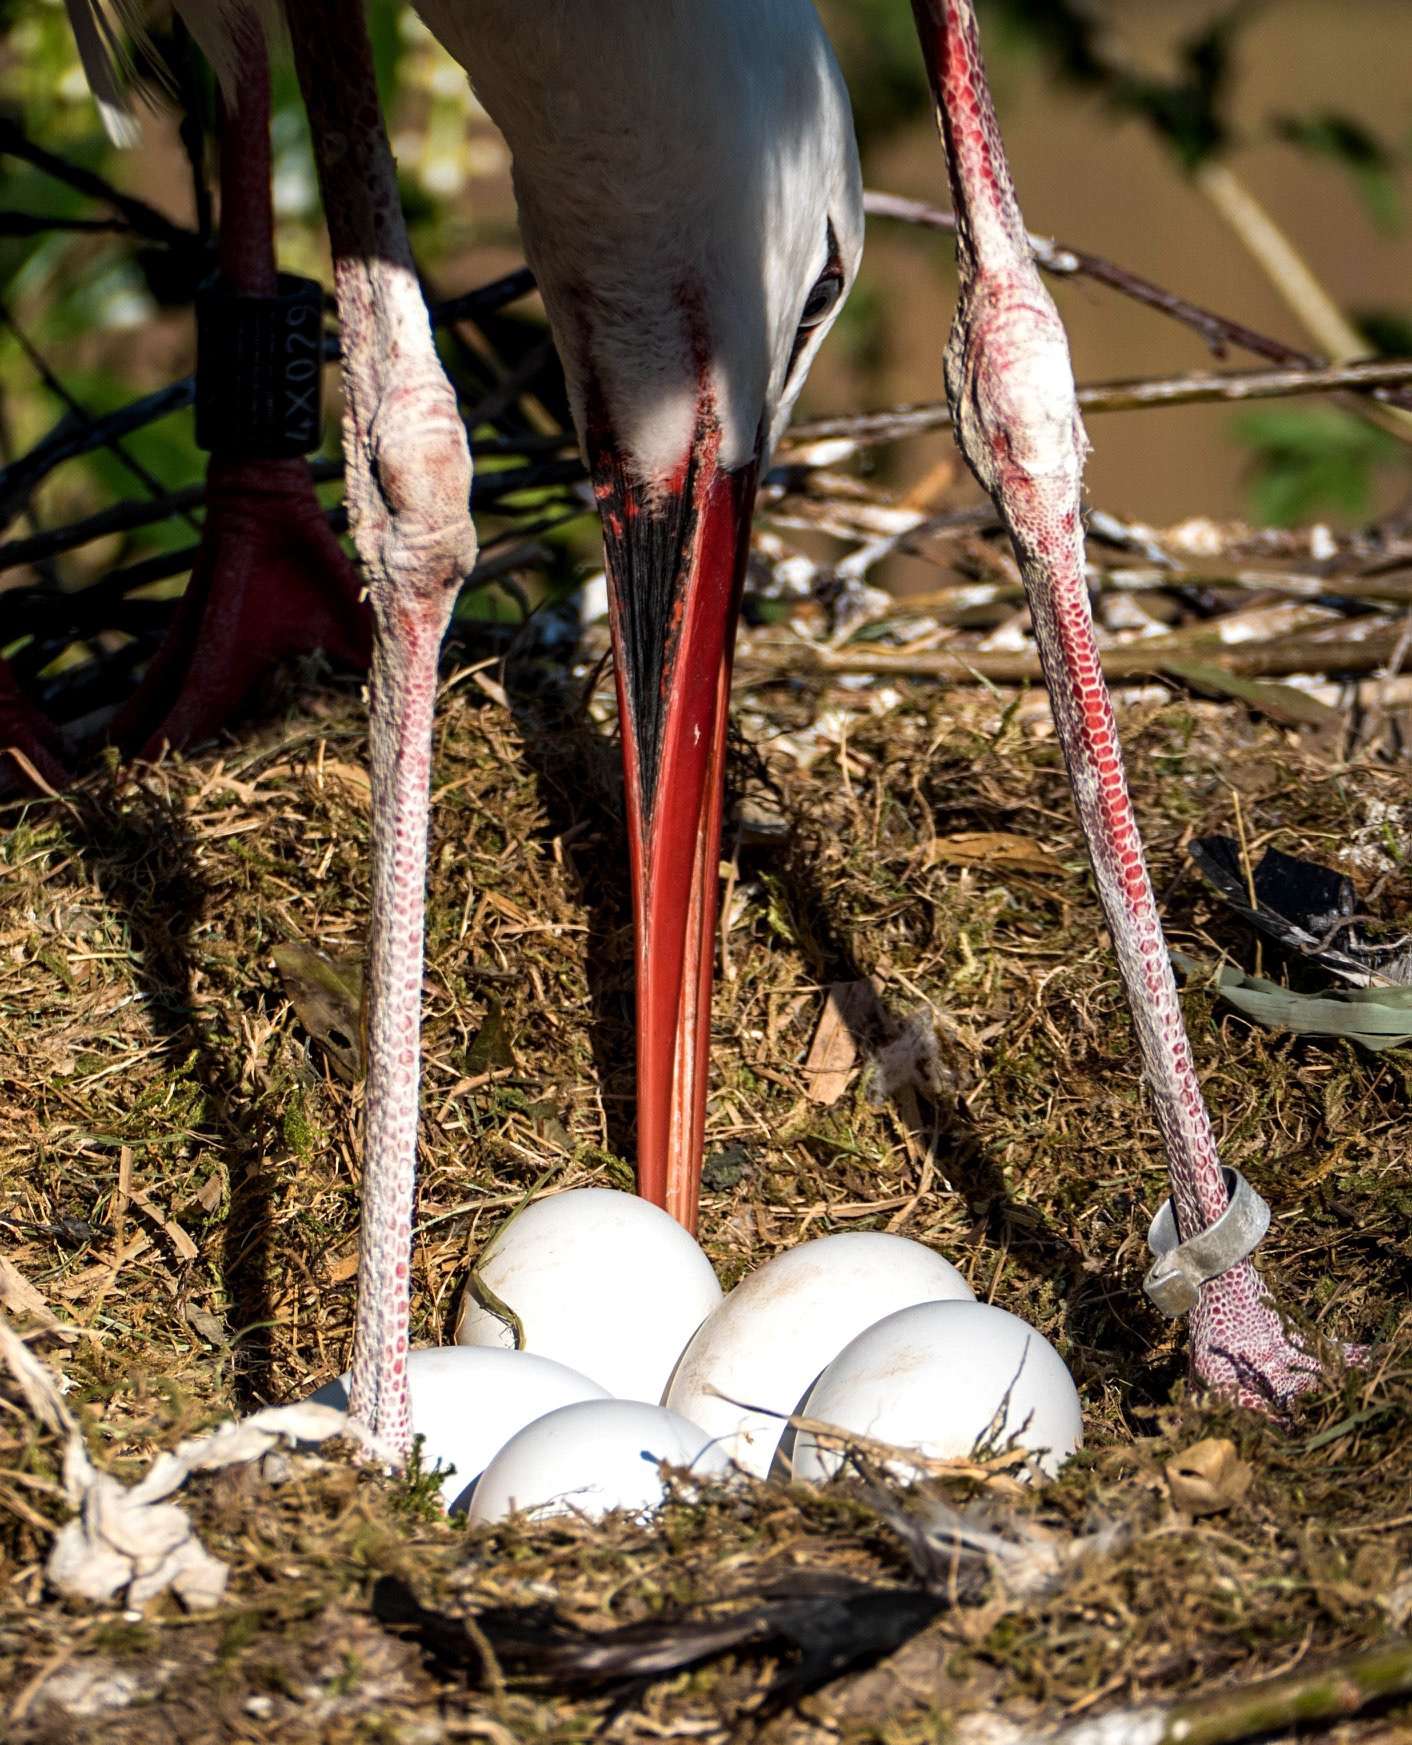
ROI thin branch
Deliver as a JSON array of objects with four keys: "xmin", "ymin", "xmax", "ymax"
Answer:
[
  {"xmin": 1, "ymin": 455, "xmax": 581, "ymax": 608},
  {"xmin": 1097, "ymin": 566, "xmax": 1412, "ymax": 608},
  {"xmin": 864, "ymin": 187, "xmax": 1412, "ymax": 419},
  {"xmin": 0, "ymin": 382, "xmax": 194, "ymax": 529},
  {"xmin": 785, "ymin": 358, "xmax": 1412, "ymax": 450},
  {"xmin": 0, "ymin": 118, "xmax": 202, "ymax": 257},
  {"xmin": 0, "ymin": 481, "xmax": 211, "ymax": 573},
  {"xmin": 1194, "ymin": 162, "xmax": 1376, "ymax": 367},
  {"xmin": 0, "ymin": 116, "xmax": 537, "ymax": 318},
  {"xmin": 428, "ymin": 266, "xmax": 536, "ymax": 328},
  {"xmin": 1040, "ymin": 1634, "xmax": 1412, "ymax": 1745},
  {"xmin": 865, "ymin": 189, "xmax": 1309, "ymax": 366},
  {"xmin": 748, "ymin": 617, "xmax": 1410, "ymax": 686},
  {"xmin": 0, "ymin": 428, "xmax": 581, "ymax": 575},
  {"xmin": 0, "ymin": 212, "xmax": 137, "ymax": 239},
  {"xmin": 0, "ymin": 462, "xmax": 587, "ymax": 633},
  {"xmin": 0, "ymin": 298, "xmax": 197, "ymax": 530},
  {"xmin": 1081, "ymin": 358, "xmax": 1412, "ymax": 412},
  {"xmin": 1194, "ymin": 161, "xmax": 1412, "ymax": 443},
  {"xmin": 0, "ymin": 272, "xmax": 539, "ymax": 523}
]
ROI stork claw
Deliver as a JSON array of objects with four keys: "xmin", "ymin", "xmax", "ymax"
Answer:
[{"xmin": 1190, "ymin": 1262, "xmax": 1366, "ymax": 1413}]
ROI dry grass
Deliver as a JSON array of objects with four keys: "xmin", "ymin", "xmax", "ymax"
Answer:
[{"xmin": 0, "ymin": 642, "xmax": 1408, "ymax": 1742}]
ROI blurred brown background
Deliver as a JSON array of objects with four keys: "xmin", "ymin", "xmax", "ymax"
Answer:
[{"xmin": 839, "ymin": 0, "xmax": 1412, "ymax": 534}]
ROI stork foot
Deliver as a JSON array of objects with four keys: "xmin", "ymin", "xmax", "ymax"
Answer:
[
  {"xmin": 1146, "ymin": 1172, "xmax": 1359, "ymax": 1410},
  {"xmin": 0, "ymin": 659, "xmax": 72, "ymax": 793},
  {"xmin": 1189, "ymin": 1259, "xmax": 1360, "ymax": 1412},
  {"xmin": 109, "ymin": 456, "xmax": 371, "ymax": 759}
]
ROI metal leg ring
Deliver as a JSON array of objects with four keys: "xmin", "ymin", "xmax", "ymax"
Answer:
[{"xmin": 1144, "ymin": 1167, "xmax": 1271, "ymax": 1317}]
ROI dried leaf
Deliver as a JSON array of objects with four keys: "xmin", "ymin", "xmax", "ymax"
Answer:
[
  {"xmin": 803, "ymin": 980, "xmax": 880, "ymax": 1105},
  {"xmin": 183, "ymin": 1303, "xmax": 229, "ymax": 1347},
  {"xmin": 472, "ymin": 669, "xmax": 512, "ymax": 710},
  {"xmin": 319, "ymin": 760, "xmax": 371, "ymax": 800},
  {"xmin": 272, "ymin": 943, "xmax": 365, "ymax": 1080},
  {"xmin": 187, "ymin": 1175, "xmax": 225, "ymax": 1216},
  {"xmin": 926, "ymin": 832, "xmax": 1067, "ymax": 876},
  {"xmin": 1174, "ymin": 951, "xmax": 1412, "ymax": 1051},
  {"xmin": 1165, "ymin": 1437, "xmax": 1253, "ymax": 1516},
  {"xmin": 0, "ymin": 1256, "xmax": 76, "ymax": 1343},
  {"xmin": 466, "ymin": 996, "xmax": 516, "ymax": 1073},
  {"xmin": 1161, "ymin": 657, "xmax": 1345, "ymax": 732},
  {"xmin": 128, "ymin": 1187, "xmax": 198, "ymax": 1263}
]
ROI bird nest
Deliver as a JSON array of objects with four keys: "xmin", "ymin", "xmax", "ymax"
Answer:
[{"xmin": 0, "ymin": 656, "xmax": 1408, "ymax": 1742}]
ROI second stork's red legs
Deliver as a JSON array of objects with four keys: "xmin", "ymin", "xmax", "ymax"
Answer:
[
  {"xmin": 910, "ymin": 0, "xmax": 1323, "ymax": 1407},
  {"xmin": 111, "ymin": 23, "xmax": 369, "ymax": 759}
]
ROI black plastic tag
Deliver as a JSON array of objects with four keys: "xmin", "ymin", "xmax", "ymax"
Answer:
[{"xmin": 195, "ymin": 272, "xmax": 325, "ymax": 458}]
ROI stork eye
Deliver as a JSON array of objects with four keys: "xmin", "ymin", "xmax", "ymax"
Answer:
[{"xmin": 798, "ymin": 266, "xmax": 845, "ymax": 329}]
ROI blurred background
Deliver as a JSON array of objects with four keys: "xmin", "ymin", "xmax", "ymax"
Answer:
[{"xmin": 0, "ymin": 0, "xmax": 1410, "ymax": 662}]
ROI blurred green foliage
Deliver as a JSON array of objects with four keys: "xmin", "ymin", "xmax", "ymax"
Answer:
[
  {"xmin": 986, "ymin": 0, "xmax": 1241, "ymax": 169},
  {"xmin": 1235, "ymin": 406, "xmax": 1402, "ymax": 526},
  {"xmin": 975, "ymin": 0, "xmax": 1411, "ymax": 522},
  {"xmin": 1275, "ymin": 112, "xmax": 1404, "ymax": 233}
]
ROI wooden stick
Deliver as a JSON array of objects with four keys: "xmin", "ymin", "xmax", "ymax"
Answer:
[{"xmin": 1042, "ymin": 1636, "xmax": 1412, "ymax": 1745}]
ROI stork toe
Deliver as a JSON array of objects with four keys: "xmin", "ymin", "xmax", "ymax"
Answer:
[{"xmin": 1189, "ymin": 1262, "xmax": 1357, "ymax": 1412}]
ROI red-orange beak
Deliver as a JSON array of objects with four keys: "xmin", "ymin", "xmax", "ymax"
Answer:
[{"xmin": 588, "ymin": 417, "xmax": 758, "ymax": 1234}]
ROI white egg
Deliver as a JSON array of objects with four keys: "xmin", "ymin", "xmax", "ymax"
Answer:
[
  {"xmin": 312, "ymin": 1345, "xmax": 610, "ymax": 1512},
  {"xmin": 663, "ymin": 1231, "xmax": 973, "ymax": 1477},
  {"xmin": 790, "ymin": 1300, "xmax": 1082, "ymax": 1483},
  {"xmin": 456, "ymin": 1187, "xmax": 723, "ymax": 1401},
  {"xmin": 466, "ymin": 1399, "xmax": 731, "ymax": 1524}
]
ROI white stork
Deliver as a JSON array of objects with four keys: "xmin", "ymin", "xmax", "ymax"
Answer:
[{"xmin": 58, "ymin": 0, "xmax": 1324, "ymax": 1463}]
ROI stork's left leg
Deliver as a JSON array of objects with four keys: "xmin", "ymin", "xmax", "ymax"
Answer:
[
  {"xmin": 277, "ymin": 0, "xmax": 476, "ymax": 1463},
  {"xmin": 112, "ymin": 21, "xmax": 370, "ymax": 759},
  {"xmin": 909, "ymin": 0, "xmax": 1324, "ymax": 1407}
]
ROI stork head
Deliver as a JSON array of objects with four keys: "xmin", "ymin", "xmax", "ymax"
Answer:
[
  {"xmin": 445, "ymin": 0, "xmax": 862, "ymax": 1225},
  {"xmin": 452, "ymin": 0, "xmax": 862, "ymax": 484}
]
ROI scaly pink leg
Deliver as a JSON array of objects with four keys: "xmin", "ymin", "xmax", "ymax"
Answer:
[
  {"xmin": 283, "ymin": 0, "xmax": 476, "ymax": 1462},
  {"xmin": 909, "ymin": 0, "xmax": 1320, "ymax": 1406},
  {"xmin": 112, "ymin": 21, "xmax": 370, "ymax": 759}
]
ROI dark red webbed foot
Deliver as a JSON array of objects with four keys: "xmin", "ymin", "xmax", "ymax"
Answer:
[
  {"xmin": 0, "ymin": 657, "xmax": 72, "ymax": 793},
  {"xmin": 108, "ymin": 456, "xmax": 370, "ymax": 759}
]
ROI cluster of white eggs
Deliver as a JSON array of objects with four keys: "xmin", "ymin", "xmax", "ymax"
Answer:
[{"xmin": 315, "ymin": 1188, "xmax": 1083, "ymax": 1521}]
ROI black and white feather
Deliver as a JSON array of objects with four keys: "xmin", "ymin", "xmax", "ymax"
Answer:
[
  {"xmin": 63, "ymin": 0, "xmax": 254, "ymax": 142},
  {"xmin": 1189, "ymin": 835, "xmax": 1412, "ymax": 988}
]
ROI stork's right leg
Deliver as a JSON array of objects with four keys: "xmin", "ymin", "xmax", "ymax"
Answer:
[
  {"xmin": 908, "ymin": 0, "xmax": 1323, "ymax": 1409},
  {"xmin": 281, "ymin": 0, "xmax": 476, "ymax": 1463}
]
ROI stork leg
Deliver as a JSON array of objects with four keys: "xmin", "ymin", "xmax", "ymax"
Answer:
[
  {"xmin": 278, "ymin": 0, "xmax": 475, "ymax": 1462},
  {"xmin": 910, "ymin": 0, "xmax": 1319, "ymax": 1407},
  {"xmin": 111, "ymin": 24, "xmax": 370, "ymax": 760}
]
